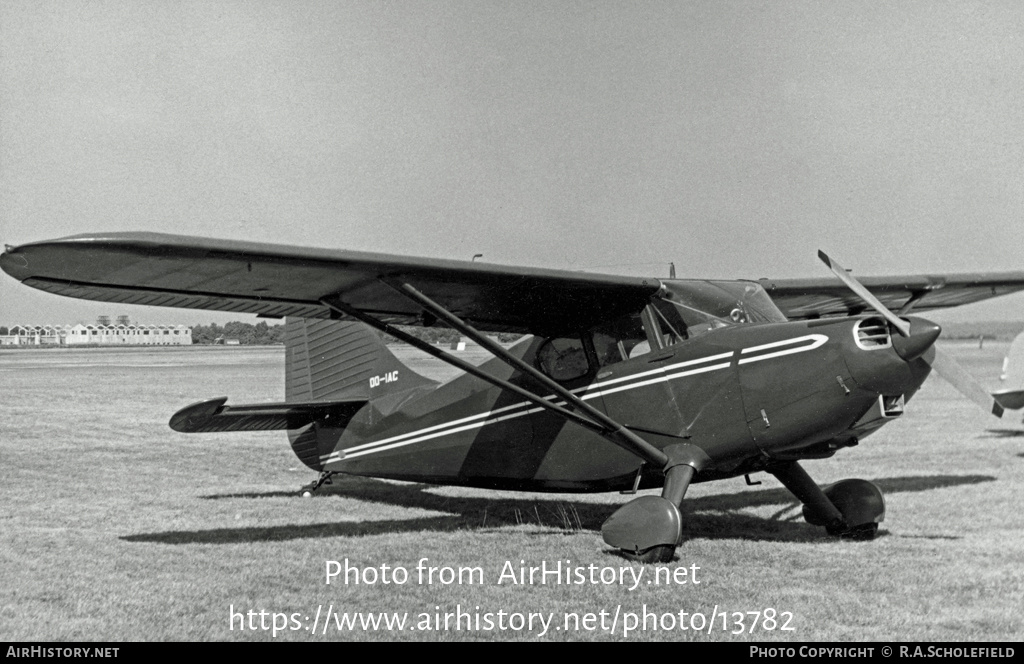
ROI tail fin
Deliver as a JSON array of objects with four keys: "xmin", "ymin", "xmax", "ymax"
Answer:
[
  {"xmin": 993, "ymin": 331, "xmax": 1024, "ymax": 411},
  {"xmin": 285, "ymin": 318, "xmax": 437, "ymax": 468}
]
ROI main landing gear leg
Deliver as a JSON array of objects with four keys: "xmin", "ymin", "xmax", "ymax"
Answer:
[
  {"xmin": 300, "ymin": 471, "xmax": 335, "ymax": 497},
  {"xmin": 602, "ymin": 444, "xmax": 711, "ymax": 563},
  {"xmin": 768, "ymin": 461, "xmax": 885, "ymax": 540}
]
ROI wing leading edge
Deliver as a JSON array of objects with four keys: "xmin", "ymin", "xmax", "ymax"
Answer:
[{"xmin": 0, "ymin": 232, "xmax": 662, "ymax": 336}]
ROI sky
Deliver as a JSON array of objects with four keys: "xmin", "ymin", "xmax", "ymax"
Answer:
[{"xmin": 2, "ymin": 1, "xmax": 1024, "ymax": 326}]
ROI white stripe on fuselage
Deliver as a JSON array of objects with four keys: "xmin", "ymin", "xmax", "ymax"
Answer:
[
  {"xmin": 738, "ymin": 334, "xmax": 828, "ymax": 364},
  {"xmin": 321, "ymin": 334, "xmax": 828, "ymax": 463},
  {"xmin": 330, "ymin": 351, "xmax": 734, "ymax": 460}
]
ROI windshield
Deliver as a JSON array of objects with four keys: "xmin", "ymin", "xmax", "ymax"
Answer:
[{"xmin": 657, "ymin": 280, "xmax": 786, "ymax": 338}]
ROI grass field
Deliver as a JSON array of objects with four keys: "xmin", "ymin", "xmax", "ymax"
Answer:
[{"xmin": 1, "ymin": 341, "xmax": 1022, "ymax": 641}]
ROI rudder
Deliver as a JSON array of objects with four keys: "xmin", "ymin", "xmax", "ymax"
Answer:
[{"xmin": 284, "ymin": 318, "xmax": 437, "ymax": 469}]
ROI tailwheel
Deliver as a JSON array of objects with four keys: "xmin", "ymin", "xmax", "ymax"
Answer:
[{"xmin": 300, "ymin": 471, "xmax": 334, "ymax": 497}]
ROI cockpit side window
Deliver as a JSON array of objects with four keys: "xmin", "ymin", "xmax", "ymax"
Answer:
[
  {"xmin": 658, "ymin": 298, "xmax": 731, "ymax": 339},
  {"xmin": 650, "ymin": 300, "xmax": 688, "ymax": 344},
  {"xmin": 590, "ymin": 305, "xmax": 686, "ymax": 367},
  {"xmin": 591, "ymin": 312, "xmax": 650, "ymax": 366},
  {"xmin": 570, "ymin": 282, "xmax": 787, "ymax": 375}
]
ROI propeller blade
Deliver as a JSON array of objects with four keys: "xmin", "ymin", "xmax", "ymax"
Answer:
[
  {"xmin": 818, "ymin": 249, "xmax": 1002, "ymax": 419},
  {"xmin": 817, "ymin": 250, "xmax": 911, "ymax": 337},
  {"xmin": 928, "ymin": 347, "xmax": 1005, "ymax": 418}
]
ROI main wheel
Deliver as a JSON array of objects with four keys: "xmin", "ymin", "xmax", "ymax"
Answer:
[
  {"xmin": 821, "ymin": 479, "xmax": 885, "ymax": 540},
  {"xmin": 826, "ymin": 521, "xmax": 878, "ymax": 540},
  {"xmin": 602, "ymin": 495, "xmax": 682, "ymax": 562},
  {"xmin": 621, "ymin": 544, "xmax": 675, "ymax": 564}
]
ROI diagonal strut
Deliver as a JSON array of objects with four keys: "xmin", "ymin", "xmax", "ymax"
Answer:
[{"xmin": 320, "ymin": 284, "xmax": 669, "ymax": 469}]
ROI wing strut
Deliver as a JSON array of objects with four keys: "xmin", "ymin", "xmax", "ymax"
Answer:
[{"xmin": 319, "ymin": 290, "xmax": 670, "ymax": 469}]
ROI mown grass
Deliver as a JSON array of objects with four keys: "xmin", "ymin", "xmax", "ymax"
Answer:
[{"xmin": 0, "ymin": 342, "xmax": 1021, "ymax": 641}]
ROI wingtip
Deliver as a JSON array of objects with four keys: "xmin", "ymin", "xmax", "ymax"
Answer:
[
  {"xmin": 169, "ymin": 397, "xmax": 229, "ymax": 432},
  {"xmin": 0, "ymin": 245, "xmax": 29, "ymax": 278}
]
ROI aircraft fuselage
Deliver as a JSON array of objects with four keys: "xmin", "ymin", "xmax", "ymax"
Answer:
[{"xmin": 311, "ymin": 315, "xmax": 931, "ymax": 491}]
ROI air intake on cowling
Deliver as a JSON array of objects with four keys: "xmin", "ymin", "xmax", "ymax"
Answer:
[{"xmin": 854, "ymin": 317, "xmax": 892, "ymax": 350}]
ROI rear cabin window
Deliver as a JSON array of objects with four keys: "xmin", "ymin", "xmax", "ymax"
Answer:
[{"xmin": 536, "ymin": 336, "xmax": 590, "ymax": 382}]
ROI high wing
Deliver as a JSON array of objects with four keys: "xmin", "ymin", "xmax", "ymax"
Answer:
[
  {"xmin": 5, "ymin": 233, "xmax": 1024, "ymax": 330},
  {"xmin": 760, "ymin": 273, "xmax": 1024, "ymax": 320},
  {"xmin": 0, "ymin": 232, "xmax": 662, "ymax": 336}
]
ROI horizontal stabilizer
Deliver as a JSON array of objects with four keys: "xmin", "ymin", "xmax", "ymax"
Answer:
[
  {"xmin": 169, "ymin": 396, "xmax": 367, "ymax": 433},
  {"xmin": 991, "ymin": 390, "xmax": 1024, "ymax": 411}
]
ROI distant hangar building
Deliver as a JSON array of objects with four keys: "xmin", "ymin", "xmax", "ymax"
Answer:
[{"xmin": 0, "ymin": 323, "xmax": 193, "ymax": 346}]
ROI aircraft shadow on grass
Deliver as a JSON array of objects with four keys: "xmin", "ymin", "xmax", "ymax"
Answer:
[
  {"xmin": 121, "ymin": 473, "xmax": 994, "ymax": 547},
  {"xmin": 983, "ymin": 428, "xmax": 1024, "ymax": 439},
  {"xmin": 978, "ymin": 430, "xmax": 1024, "ymax": 457}
]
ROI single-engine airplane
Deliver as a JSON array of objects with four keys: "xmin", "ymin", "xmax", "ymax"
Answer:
[{"xmin": 3, "ymin": 233, "xmax": 1024, "ymax": 562}]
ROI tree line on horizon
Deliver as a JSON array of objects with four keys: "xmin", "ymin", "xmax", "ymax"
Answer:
[{"xmin": 189, "ymin": 321, "xmax": 286, "ymax": 345}]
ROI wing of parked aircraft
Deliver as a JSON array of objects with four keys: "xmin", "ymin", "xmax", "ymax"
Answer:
[
  {"xmin": 761, "ymin": 273, "xmax": 1024, "ymax": 320},
  {"xmin": 0, "ymin": 232, "xmax": 660, "ymax": 337},
  {"xmin": 4, "ymin": 232, "xmax": 1024, "ymax": 331}
]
